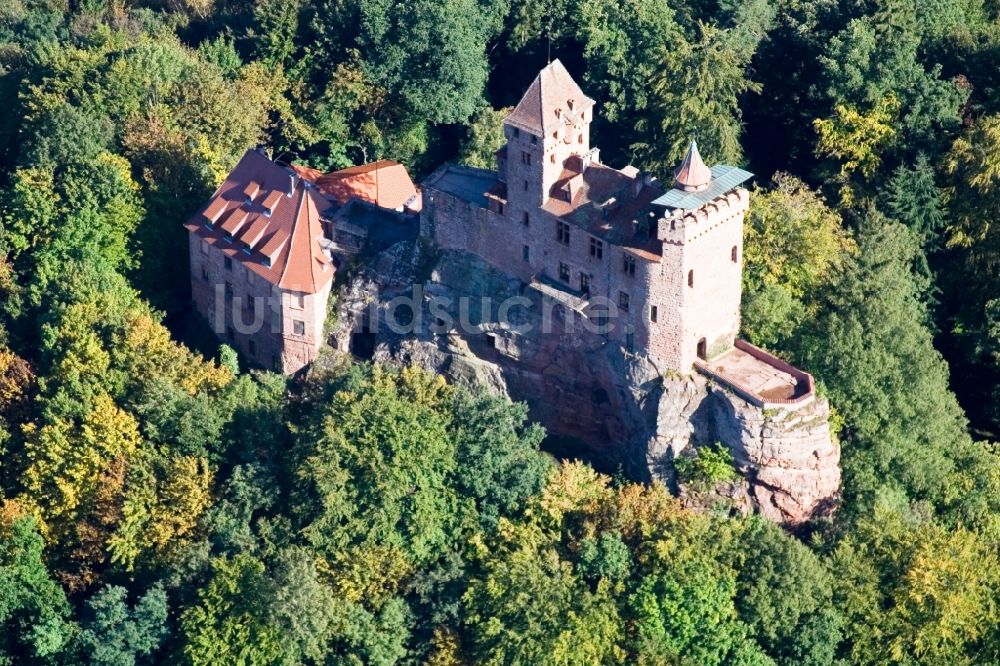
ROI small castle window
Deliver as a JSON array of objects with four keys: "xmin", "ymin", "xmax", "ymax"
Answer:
[
  {"xmin": 688, "ymin": 270, "xmax": 694, "ymax": 288},
  {"xmin": 247, "ymin": 297, "xmax": 256, "ymax": 317},
  {"xmin": 550, "ymin": 153, "xmax": 555, "ymax": 164},
  {"xmin": 201, "ymin": 265, "xmax": 209, "ymax": 281},
  {"xmin": 618, "ymin": 291, "xmax": 630, "ymax": 312},
  {"xmin": 578, "ymin": 134, "xmax": 583, "ymax": 144},
  {"xmin": 200, "ymin": 240, "xmax": 209, "ymax": 255},
  {"xmin": 224, "ymin": 256, "xmax": 233, "ymax": 271},
  {"xmin": 650, "ymin": 305, "xmax": 658, "ymax": 322},
  {"xmin": 623, "ymin": 254, "xmax": 636, "ymax": 276},
  {"xmin": 523, "ymin": 245, "xmax": 530, "ymax": 261},
  {"xmin": 558, "ymin": 262, "xmax": 570, "ymax": 283},
  {"xmin": 521, "ymin": 151, "xmax": 531, "ymax": 166},
  {"xmin": 531, "ymin": 135, "xmax": 537, "ymax": 145},
  {"xmin": 523, "ymin": 180, "xmax": 528, "ymax": 191},
  {"xmin": 293, "ymin": 320, "xmax": 305, "ymax": 336},
  {"xmin": 557, "ymin": 221, "xmax": 570, "ymax": 245},
  {"xmin": 589, "ymin": 237, "xmax": 604, "ymax": 260},
  {"xmin": 731, "ymin": 245, "xmax": 738, "ymax": 263},
  {"xmin": 580, "ymin": 273, "xmax": 591, "ymax": 295},
  {"xmin": 248, "ymin": 339, "xmax": 256, "ymax": 357},
  {"xmin": 523, "ymin": 211, "xmax": 530, "ymax": 226},
  {"xmin": 513, "ymin": 127, "xmax": 520, "ymax": 138},
  {"xmin": 290, "ymin": 292, "xmax": 304, "ymax": 309},
  {"xmin": 224, "ymin": 281, "xmax": 234, "ymax": 301}
]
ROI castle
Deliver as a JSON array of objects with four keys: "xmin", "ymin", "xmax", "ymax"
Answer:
[
  {"xmin": 186, "ymin": 60, "xmax": 837, "ymax": 522},
  {"xmin": 422, "ymin": 60, "xmax": 807, "ymax": 403},
  {"xmin": 187, "ymin": 59, "xmax": 817, "ymax": 406}
]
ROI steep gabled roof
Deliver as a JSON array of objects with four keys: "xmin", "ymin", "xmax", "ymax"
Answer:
[
  {"xmin": 184, "ymin": 149, "xmax": 334, "ymax": 294},
  {"xmin": 505, "ymin": 59, "xmax": 595, "ymax": 135}
]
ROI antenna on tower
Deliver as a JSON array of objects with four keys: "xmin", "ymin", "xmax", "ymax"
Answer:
[{"xmin": 546, "ymin": 19, "xmax": 552, "ymax": 64}]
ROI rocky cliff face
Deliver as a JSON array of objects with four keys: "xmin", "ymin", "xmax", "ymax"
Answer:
[{"xmin": 326, "ymin": 241, "xmax": 840, "ymax": 525}]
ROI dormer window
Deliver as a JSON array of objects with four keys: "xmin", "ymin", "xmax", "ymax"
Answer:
[
  {"xmin": 242, "ymin": 245, "xmax": 252, "ymax": 256},
  {"xmin": 224, "ymin": 233, "xmax": 234, "ymax": 243},
  {"xmin": 262, "ymin": 256, "xmax": 272, "ymax": 268}
]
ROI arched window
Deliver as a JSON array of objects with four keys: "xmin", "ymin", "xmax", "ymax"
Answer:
[
  {"xmin": 688, "ymin": 270, "xmax": 694, "ymax": 288},
  {"xmin": 731, "ymin": 245, "xmax": 738, "ymax": 263}
]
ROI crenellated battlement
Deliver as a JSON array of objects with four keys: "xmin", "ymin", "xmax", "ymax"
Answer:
[{"xmin": 657, "ymin": 188, "xmax": 750, "ymax": 246}]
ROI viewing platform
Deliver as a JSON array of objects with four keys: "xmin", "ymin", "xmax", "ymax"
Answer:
[{"xmin": 695, "ymin": 340, "xmax": 815, "ymax": 408}]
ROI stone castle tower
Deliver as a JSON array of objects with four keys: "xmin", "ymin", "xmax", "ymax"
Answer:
[{"xmin": 425, "ymin": 59, "xmax": 752, "ymax": 373}]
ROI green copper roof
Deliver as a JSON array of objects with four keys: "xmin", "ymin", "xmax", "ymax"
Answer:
[{"xmin": 652, "ymin": 165, "xmax": 753, "ymax": 210}]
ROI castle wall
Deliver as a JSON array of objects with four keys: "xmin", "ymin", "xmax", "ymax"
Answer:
[{"xmin": 187, "ymin": 230, "xmax": 330, "ymax": 374}]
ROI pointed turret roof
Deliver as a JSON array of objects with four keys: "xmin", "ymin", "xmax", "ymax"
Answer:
[
  {"xmin": 505, "ymin": 59, "xmax": 595, "ymax": 135},
  {"xmin": 674, "ymin": 140, "xmax": 712, "ymax": 192}
]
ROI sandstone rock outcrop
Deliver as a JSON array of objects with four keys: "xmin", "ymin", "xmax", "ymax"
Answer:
[{"xmin": 326, "ymin": 241, "xmax": 841, "ymax": 525}]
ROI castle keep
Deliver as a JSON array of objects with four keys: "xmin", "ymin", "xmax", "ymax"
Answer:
[{"xmin": 422, "ymin": 60, "xmax": 753, "ymax": 374}]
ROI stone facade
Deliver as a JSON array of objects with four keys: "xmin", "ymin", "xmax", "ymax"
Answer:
[{"xmin": 188, "ymin": 232, "xmax": 332, "ymax": 373}]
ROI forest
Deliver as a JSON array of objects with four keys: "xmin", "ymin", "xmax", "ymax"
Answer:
[{"xmin": 0, "ymin": 0, "xmax": 998, "ymax": 664}]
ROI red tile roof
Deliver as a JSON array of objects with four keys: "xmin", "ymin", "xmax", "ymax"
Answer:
[
  {"xmin": 312, "ymin": 160, "xmax": 420, "ymax": 211},
  {"xmin": 185, "ymin": 149, "xmax": 334, "ymax": 294},
  {"xmin": 505, "ymin": 59, "xmax": 595, "ymax": 136},
  {"xmin": 674, "ymin": 140, "xmax": 712, "ymax": 192},
  {"xmin": 289, "ymin": 163, "xmax": 324, "ymax": 182}
]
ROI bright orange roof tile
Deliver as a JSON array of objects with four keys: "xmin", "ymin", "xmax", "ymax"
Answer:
[{"xmin": 184, "ymin": 149, "xmax": 334, "ymax": 294}]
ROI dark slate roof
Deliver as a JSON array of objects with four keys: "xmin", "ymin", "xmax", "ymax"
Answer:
[
  {"xmin": 424, "ymin": 164, "xmax": 500, "ymax": 208},
  {"xmin": 652, "ymin": 166, "xmax": 753, "ymax": 210}
]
